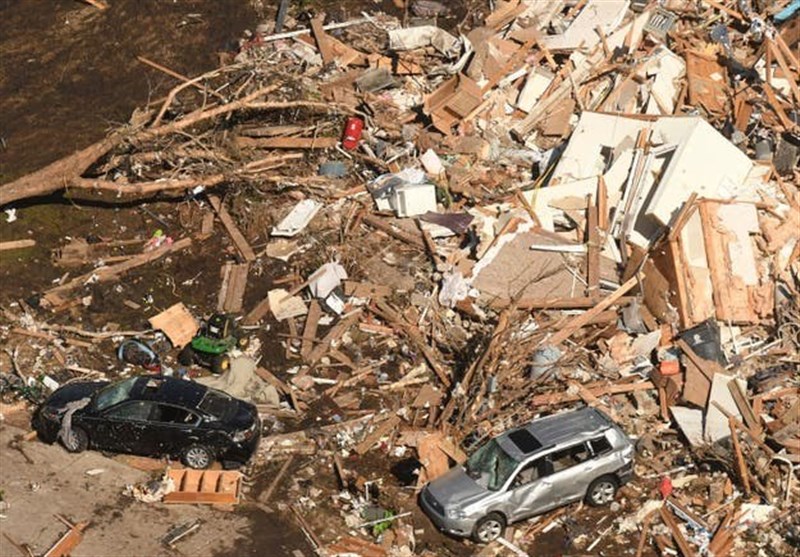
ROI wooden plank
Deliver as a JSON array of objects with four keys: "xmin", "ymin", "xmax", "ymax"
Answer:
[
  {"xmin": 597, "ymin": 176, "xmax": 608, "ymax": 231},
  {"xmin": 727, "ymin": 379, "xmax": 761, "ymax": 435},
  {"xmin": 243, "ymin": 295, "xmax": 271, "ymax": 325},
  {"xmin": 676, "ymin": 338, "xmax": 724, "ymax": 380},
  {"xmin": 729, "ymin": 418, "xmax": 751, "ymax": 496},
  {"xmin": 235, "ymin": 136, "xmax": 338, "ymax": 149},
  {"xmin": 260, "ymin": 456, "xmax": 294, "ymax": 504},
  {"xmin": 0, "ymin": 239, "xmax": 36, "ymax": 251},
  {"xmin": 199, "ymin": 470, "xmax": 221, "ymax": 493},
  {"xmin": 163, "ymin": 491, "xmax": 238, "ymax": 504},
  {"xmin": 361, "ymin": 214, "xmax": 426, "ymax": 250},
  {"xmin": 343, "ymin": 280, "xmax": 392, "ymax": 299},
  {"xmin": 659, "ymin": 504, "xmax": 696, "ymax": 557},
  {"xmin": 570, "ymin": 381, "xmax": 619, "ymax": 421},
  {"xmin": 217, "ymin": 262, "xmax": 249, "ymax": 313},
  {"xmin": 301, "ymin": 301, "xmax": 322, "ymax": 360},
  {"xmin": 372, "ymin": 301, "xmax": 450, "ymax": 387},
  {"xmin": 531, "ymin": 380, "xmax": 654, "ymax": 406},
  {"xmin": 309, "ymin": 14, "xmax": 334, "ymax": 63},
  {"xmin": 355, "ymin": 415, "xmax": 400, "ymax": 455},
  {"xmin": 207, "ymin": 194, "xmax": 256, "ymax": 262},
  {"xmin": 769, "ymin": 40, "xmax": 800, "ymax": 104},
  {"xmin": 306, "ymin": 311, "xmax": 361, "ymax": 365},
  {"xmin": 546, "ymin": 274, "xmax": 643, "ymax": 346},
  {"xmin": 43, "ymin": 520, "xmax": 88, "ymax": 557},
  {"xmin": 43, "ymin": 237, "xmax": 192, "ymax": 307},
  {"xmin": 636, "ymin": 511, "xmax": 656, "ymax": 557},
  {"xmin": 586, "ymin": 198, "xmax": 600, "ymax": 296}
]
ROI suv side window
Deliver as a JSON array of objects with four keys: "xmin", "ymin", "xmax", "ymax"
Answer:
[
  {"xmin": 590, "ymin": 435, "xmax": 613, "ymax": 456},
  {"xmin": 510, "ymin": 458, "xmax": 550, "ymax": 489},
  {"xmin": 548, "ymin": 443, "xmax": 592, "ymax": 473},
  {"xmin": 105, "ymin": 400, "xmax": 154, "ymax": 421},
  {"xmin": 152, "ymin": 404, "xmax": 200, "ymax": 426}
]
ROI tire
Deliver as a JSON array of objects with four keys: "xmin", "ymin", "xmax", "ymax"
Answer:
[
  {"xmin": 62, "ymin": 426, "xmax": 89, "ymax": 453},
  {"xmin": 211, "ymin": 354, "xmax": 230, "ymax": 374},
  {"xmin": 178, "ymin": 345, "xmax": 195, "ymax": 366},
  {"xmin": 586, "ymin": 475, "xmax": 619, "ymax": 507},
  {"xmin": 472, "ymin": 512, "xmax": 506, "ymax": 544},
  {"xmin": 182, "ymin": 445, "xmax": 213, "ymax": 469}
]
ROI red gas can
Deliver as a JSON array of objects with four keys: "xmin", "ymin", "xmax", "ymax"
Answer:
[{"xmin": 341, "ymin": 117, "xmax": 364, "ymax": 150}]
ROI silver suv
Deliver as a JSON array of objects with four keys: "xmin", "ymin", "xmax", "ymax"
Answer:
[{"xmin": 420, "ymin": 407, "xmax": 634, "ymax": 543}]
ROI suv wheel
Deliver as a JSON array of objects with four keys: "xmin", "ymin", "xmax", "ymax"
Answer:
[
  {"xmin": 472, "ymin": 512, "xmax": 505, "ymax": 543},
  {"xmin": 183, "ymin": 445, "xmax": 213, "ymax": 469},
  {"xmin": 586, "ymin": 475, "xmax": 618, "ymax": 506},
  {"xmin": 62, "ymin": 426, "xmax": 89, "ymax": 453}
]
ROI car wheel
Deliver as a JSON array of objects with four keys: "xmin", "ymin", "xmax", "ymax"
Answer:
[
  {"xmin": 183, "ymin": 445, "xmax": 213, "ymax": 469},
  {"xmin": 472, "ymin": 512, "xmax": 505, "ymax": 544},
  {"xmin": 211, "ymin": 354, "xmax": 230, "ymax": 374},
  {"xmin": 237, "ymin": 335, "xmax": 249, "ymax": 349},
  {"xmin": 62, "ymin": 426, "xmax": 89, "ymax": 453},
  {"xmin": 178, "ymin": 345, "xmax": 195, "ymax": 366},
  {"xmin": 586, "ymin": 475, "xmax": 618, "ymax": 506}
]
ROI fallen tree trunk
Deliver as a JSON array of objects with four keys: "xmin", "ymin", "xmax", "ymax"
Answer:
[{"xmin": 0, "ymin": 85, "xmax": 278, "ymax": 207}]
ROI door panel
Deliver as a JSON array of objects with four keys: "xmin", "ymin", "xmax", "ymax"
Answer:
[
  {"xmin": 504, "ymin": 458, "xmax": 556, "ymax": 520},
  {"xmin": 148, "ymin": 404, "xmax": 202, "ymax": 456},
  {"xmin": 95, "ymin": 401, "xmax": 155, "ymax": 454}
]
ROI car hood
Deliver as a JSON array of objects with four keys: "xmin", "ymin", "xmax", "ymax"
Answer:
[
  {"xmin": 44, "ymin": 381, "xmax": 107, "ymax": 409},
  {"xmin": 427, "ymin": 466, "xmax": 489, "ymax": 509}
]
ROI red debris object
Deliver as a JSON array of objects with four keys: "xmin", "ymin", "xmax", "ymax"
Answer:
[
  {"xmin": 660, "ymin": 359, "xmax": 681, "ymax": 376},
  {"xmin": 659, "ymin": 476, "xmax": 673, "ymax": 499},
  {"xmin": 341, "ymin": 117, "xmax": 364, "ymax": 150}
]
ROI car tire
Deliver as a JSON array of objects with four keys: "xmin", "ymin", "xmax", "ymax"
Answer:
[
  {"xmin": 178, "ymin": 345, "xmax": 195, "ymax": 366},
  {"xmin": 472, "ymin": 512, "xmax": 506, "ymax": 544},
  {"xmin": 62, "ymin": 426, "xmax": 89, "ymax": 453},
  {"xmin": 586, "ymin": 475, "xmax": 619, "ymax": 507},
  {"xmin": 211, "ymin": 354, "xmax": 230, "ymax": 374},
  {"xmin": 182, "ymin": 445, "xmax": 213, "ymax": 469}
]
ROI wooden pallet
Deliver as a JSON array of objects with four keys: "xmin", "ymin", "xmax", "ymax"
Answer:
[{"xmin": 163, "ymin": 468, "xmax": 241, "ymax": 505}]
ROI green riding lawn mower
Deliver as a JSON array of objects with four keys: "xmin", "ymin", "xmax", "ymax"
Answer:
[{"xmin": 178, "ymin": 313, "xmax": 249, "ymax": 373}]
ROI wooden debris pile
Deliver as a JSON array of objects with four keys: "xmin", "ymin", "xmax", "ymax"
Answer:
[{"xmin": 1, "ymin": 0, "xmax": 798, "ymax": 556}]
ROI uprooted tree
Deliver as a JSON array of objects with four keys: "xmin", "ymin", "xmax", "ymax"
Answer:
[{"xmin": 0, "ymin": 68, "xmax": 359, "ymax": 207}]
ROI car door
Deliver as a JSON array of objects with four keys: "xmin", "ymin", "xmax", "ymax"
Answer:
[
  {"xmin": 503, "ymin": 457, "xmax": 557, "ymax": 521},
  {"xmin": 542, "ymin": 442, "xmax": 594, "ymax": 505},
  {"xmin": 148, "ymin": 403, "xmax": 203, "ymax": 456},
  {"xmin": 91, "ymin": 400, "xmax": 156, "ymax": 454}
]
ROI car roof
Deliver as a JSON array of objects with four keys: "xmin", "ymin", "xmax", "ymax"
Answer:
[
  {"xmin": 498, "ymin": 407, "xmax": 612, "ymax": 459},
  {"xmin": 131, "ymin": 376, "xmax": 207, "ymax": 409}
]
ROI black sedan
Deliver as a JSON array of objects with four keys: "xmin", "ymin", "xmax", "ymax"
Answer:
[{"xmin": 33, "ymin": 375, "xmax": 260, "ymax": 469}]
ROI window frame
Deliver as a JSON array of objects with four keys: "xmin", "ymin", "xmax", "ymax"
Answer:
[
  {"xmin": 151, "ymin": 403, "xmax": 201, "ymax": 427},
  {"xmin": 102, "ymin": 400, "xmax": 155, "ymax": 422}
]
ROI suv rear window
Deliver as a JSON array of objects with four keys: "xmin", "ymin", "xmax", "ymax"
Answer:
[
  {"xmin": 508, "ymin": 429, "xmax": 542, "ymax": 454},
  {"xmin": 197, "ymin": 390, "xmax": 232, "ymax": 420},
  {"xmin": 590, "ymin": 435, "xmax": 612, "ymax": 456}
]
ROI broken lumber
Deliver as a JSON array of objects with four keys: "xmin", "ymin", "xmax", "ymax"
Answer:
[
  {"xmin": 207, "ymin": 195, "xmax": 256, "ymax": 262},
  {"xmin": 355, "ymin": 415, "xmax": 401, "ymax": 455},
  {"xmin": 42, "ymin": 237, "xmax": 192, "ymax": 308},
  {"xmin": 546, "ymin": 274, "xmax": 644, "ymax": 346},
  {"xmin": 0, "ymin": 239, "xmax": 36, "ymax": 251}
]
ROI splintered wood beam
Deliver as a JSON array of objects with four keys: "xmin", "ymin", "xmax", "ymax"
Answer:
[
  {"xmin": 546, "ymin": 274, "xmax": 643, "ymax": 346},
  {"xmin": 729, "ymin": 417, "xmax": 751, "ymax": 497},
  {"xmin": 301, "ymin": 301, "xmax": 322, "ymax": 360},
  {"xmin": 659, "ymin": 504, "xmax": 696, "ymax": 557},
  {"xmin": 207, "ymin": 195, "xmax": 256, "ymax": 262},
  {"xmin": 355, "ymin": 415, "xmax": 400, "ymax": 455}
]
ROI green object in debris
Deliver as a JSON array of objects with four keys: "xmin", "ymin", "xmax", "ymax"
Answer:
[
  {"xmin": 372, "ymin": 510, "xmax": 394, "ymax": 537},
  {"xmin": 178, "ymin": 313, "xmax": 249, "ymax": 374}
]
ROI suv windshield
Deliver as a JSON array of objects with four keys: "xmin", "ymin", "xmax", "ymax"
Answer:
[
  {"xmin": 466, "ymin": 439, "xmax": 520, "ymax": 491},
  {"xmin": 94, "ymin": 377, "xmax": 138, "ymax": 411}
]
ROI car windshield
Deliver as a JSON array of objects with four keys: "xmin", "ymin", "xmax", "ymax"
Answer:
[
  {"xmin": 197, "ymin": 389, "xmax": 232, "ymax": 420},
  {"xmin": 94, "ymin": 377, "xmax": 138, "ymax": 411},
  {"xmin": 465, "ymin": 439, "xmax": 520, "ymax": 491}
]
